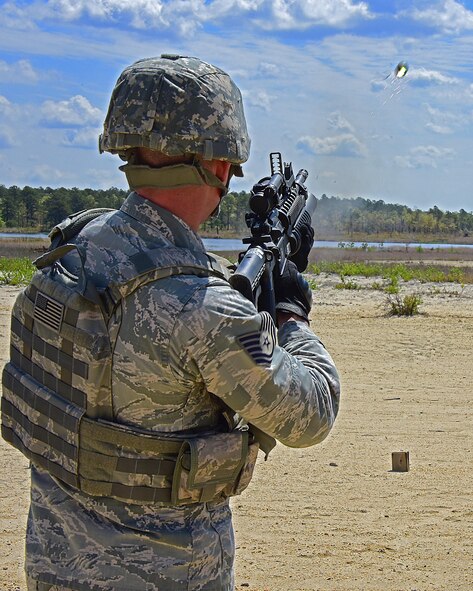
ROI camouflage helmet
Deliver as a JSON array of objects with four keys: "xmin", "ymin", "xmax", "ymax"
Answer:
[{"xmin": 99, "ymin": 54, "xmax": 250, "ymax": 165}]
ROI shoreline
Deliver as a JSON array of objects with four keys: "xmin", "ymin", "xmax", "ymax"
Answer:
[
  {"xmin": 1, "ymin": 232, "xmax": 473, "ymax": 246},
  {"xmin": 1, "ymin": 241, "xmax": 473, "ymax": 265}
]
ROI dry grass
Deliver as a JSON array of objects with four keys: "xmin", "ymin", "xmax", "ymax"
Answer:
[
  {"xmin": 0, "ymin": 238, "xmax": 48, "ymax": 260},
  {"xmin": 220, "ymin": 245, "xmax": 473, "ymax": 264},
  {"xmin": 1, "ymin": 240, "xmax": 473, "ymax": 284},
  {"xmin": 220, "ymin": 245, "xmax": 473, "ymax": 284},
  {"xmin": 309, "ymin": 245, "xmax": 473, "ymax": 264}
]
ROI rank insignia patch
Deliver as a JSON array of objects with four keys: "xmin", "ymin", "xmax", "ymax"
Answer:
[{"xmin": 238, "ymin": 311, "xmax": 277, "ymax": 367}]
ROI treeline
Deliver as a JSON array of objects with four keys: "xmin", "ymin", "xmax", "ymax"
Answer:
[
  {"xmin": 0, "ymin": 185, "xmax": 127, "ymax": 230},
  {"xmin": 314, "ymin": 195, "xmax": 473, "ymax": 238},
  {"xmin": 0, "ymin": 185, "xmax": 472, "ymax": 239},
  {"xmin": 204, "ymin": 192, "xmax": 473, "ymax": 239}
]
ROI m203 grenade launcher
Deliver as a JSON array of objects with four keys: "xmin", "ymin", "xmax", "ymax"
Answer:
[{"xmin": 229, "ymin": 152, "xmax": 317, "ymax": 320}]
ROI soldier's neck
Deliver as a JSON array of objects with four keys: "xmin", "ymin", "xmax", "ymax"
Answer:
[{"xmin": 136, "ymin": 186, "xmax": 220, "ymax": 232}]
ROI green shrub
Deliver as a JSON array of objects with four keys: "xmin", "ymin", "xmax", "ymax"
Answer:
[
  {"xmin": 384, "ymin": 275, "xmax": 400, "ymax": 294},
  {"xmin": 312, "ymin": 260, "xmax": 469, "ymax": 284},
  {"xmin": 306, "ymin": 277, "xmax": 318, "ymax": 290},
  {"xmin": 307, "ymin": 262, "xmax": 321, "ymax": 275},
  {"xmin": 385, "ymin": 293, "xmax": 422, "ymax": 316},
  {"xmin": 383, "ymin": 264, "xmax": 412, "ymax": 282},
  {"xmin": 335, "ymin": 274, "xmax": 359, "ymax": 290},
  {"xmin": 447, "ymin": 267, "xmax": 465, "ymax": 283},
  {"xmin": 0, "ymin": 257, "xmax": 35, "ymax": 285},
  {"xmin": 371, "ymin": 281, "xmax": 384, "ymax": 291}
]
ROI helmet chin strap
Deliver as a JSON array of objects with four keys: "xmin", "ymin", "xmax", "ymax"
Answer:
[{"xmin": 119, "ymin": 160, "xmax": 229, "ymax": 196}]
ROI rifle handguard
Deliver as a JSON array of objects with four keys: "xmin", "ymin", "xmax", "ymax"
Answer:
[{"xmin": 229, "ymin": 246, "xmax": 266, "ymax": 303}]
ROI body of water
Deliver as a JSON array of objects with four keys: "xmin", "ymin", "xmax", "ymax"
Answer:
[
  {"xmin": 1, "ymin": 233, "xmax": 471, "ymax": 251},
  {"xmin": 0, "ymin": 232, "xmax": 49, "ymax": 239},
  {"xmin": 202, "ymin": 238, "xmax": 473, "ymax": 252}
]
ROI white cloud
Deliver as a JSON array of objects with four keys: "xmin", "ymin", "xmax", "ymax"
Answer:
[
  {"xmin": 409, "ymin": 0, "xmax": 473, "ymax": 34},
  {"xmin": 0, "ymin": 1, "xmax": 38, "ymax": 30},
  {"xmin": 327, "ymin": 111, "xmax": 355, "ymax": 133},
  {"xmin": 297, "ymin": 133, "xmax": 367, "ymax": 157},
  {"xmin": 2, "ymin": 0, "xmax": 372, "ymax": 34},
  {"xmin": 83, "ymin": 166, "xmax": 127, "ymax": 189},
  {"xmin": 20, "ymin": 0, "xmax": 206, "ymax": 34},
  {"xmin": 47, "ymin": 0, "xmax": 164, "ymax": 24},
  {"xmin": 394, "ymin": 145, "xmax": 455, "ymax": 169},
  {"xmin": 267, "ymin": 0, "xmax": 372, "ymax": 30},
  {"xmin": 1, "ymin": 0, "xmax": 190, "ymax": 34},
  {"xmin": 257, "ymin": 62, "xmax": 278, "ymax": 77},
  {"xmin": 0, "ymin": 59, "xmax": 39, "ymax": 83},
  {"xmin": 426, "ymin": 123, "xmax": 453, "ymax": 134},
  {"xmin": 62, "ymin": 127, "xmax": 100, "ymax": 148},
  {"xmin": 0, "ymin": 95, "xmax": 13, "ymax": 114},
  {"xmin": 370, "ymin": 79, "xmax": 386, "ymax": 93},
  {"xmin": 38, "ymin": 0, "xmax": 263, "ymax": 35},
  {"xmin": 30, "ymin": 164, "xmax": 66, "ymax": 184},
  {"xmin": 40, "ymin": 95, "xmax": 102, "ymax": 127},
  {"xmin": 0, "ymin": 96, "xmax": 29, "ymax": 137},
  {"xmin": 409, "ymin": 69, "xmax": 459, "ymax": 87},
  {"xmin": 0, "ymin": 126, "xmax": 17, "ymax": 148},
  {"xmin": 300, "ymin": 0, "xmax": 371, "ymax": 25},
  {"xmin": 424, "ymin": 103, "xmax": 471, "ymax": 133},
  {"xmin": 241, "ymin": 89, "xmax": 274, "ymax": 111}
]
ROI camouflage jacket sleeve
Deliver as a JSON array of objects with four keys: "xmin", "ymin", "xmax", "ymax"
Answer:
[{"xmin": 173, "ymin": 278, "xmax": 340, "ymax": 448}]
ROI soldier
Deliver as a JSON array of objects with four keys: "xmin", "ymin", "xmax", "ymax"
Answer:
[{"xmin": 1, "ymin": 55, "xmax": 340, "ymax": 591}]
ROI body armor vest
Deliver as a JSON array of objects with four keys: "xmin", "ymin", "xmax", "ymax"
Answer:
[{"xmin": 1, "ymin": 209, "xmax": 261, "ymax": 505}]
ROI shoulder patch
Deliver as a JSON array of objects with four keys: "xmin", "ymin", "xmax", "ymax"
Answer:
[{"xmin": 238, "ymin": 311, "xmax": 277, "ymax": 367}]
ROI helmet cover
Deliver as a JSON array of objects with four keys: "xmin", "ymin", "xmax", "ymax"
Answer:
[{"xmin": 99, "ymin": 54, "xmax": 250, "ymax": 165}]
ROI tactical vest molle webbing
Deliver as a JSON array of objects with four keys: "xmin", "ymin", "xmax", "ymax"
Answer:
[{"xmin": 1, "ymin": 209, "xmax": 260, "ymax": 505}]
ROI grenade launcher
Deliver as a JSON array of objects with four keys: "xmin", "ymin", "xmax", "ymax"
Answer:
[{"xmin": 229, "ymin": 152, "xmax": 317, "ymax": 320}]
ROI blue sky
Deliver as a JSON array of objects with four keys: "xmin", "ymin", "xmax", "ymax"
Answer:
[{"xmin": 1, "ymin": 0, "xmax": 473, "ymax": 212}]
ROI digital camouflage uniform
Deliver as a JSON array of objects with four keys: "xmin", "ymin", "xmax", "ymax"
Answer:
[
  {"xmin": 24, "ymin": 192, "xmax": 340, "ymax": 591},
  {"xmin": 1, "ymin": 54, "xmax": 340, "ymax": 591}
]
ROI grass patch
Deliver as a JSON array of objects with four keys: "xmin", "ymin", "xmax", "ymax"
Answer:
[
  {"xmin": 385, "ymin": 293, "xmax": 423, "ymax": 316},
  {"xmin": 0, "ymin": 237, "xmax": 48, "ymax": 260},
  {"xmin": 371, "ymin": 281, "xmax": 384, "ymax": 291},
  {"xmin": 307, "ymin": 261, "xmax": 469, "ymax": 284},
  {"xmin": 0, "ymin": 257, "xmax": 35, "ymax": 285},
  {"xmin": 384, "ymin": 275, "xmax": 400, "ymax": 294},
  {"xmin": 335, "ymin": 275, "xmax": 360, "ymax": 290}
]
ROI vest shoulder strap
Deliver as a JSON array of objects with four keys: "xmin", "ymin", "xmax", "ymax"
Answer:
[
  {"xmin": 49, "ymin": 208, "xmax": 116, "ymax": 248},
  {"xmin": 36, "ymin": 208, "xmax": 232, "ymax": 313},
  {"xmin": 106, "ymin": 246, "xmax": 231, "ymax": 304}
]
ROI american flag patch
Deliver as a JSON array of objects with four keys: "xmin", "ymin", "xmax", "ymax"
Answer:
[
  {"xmin": 238, "ymin": 312, "xmax": 277, "ymax": 367},
  {"xmin": 34, "ymin": 292, "xmax": 64, "ymax": 332}
]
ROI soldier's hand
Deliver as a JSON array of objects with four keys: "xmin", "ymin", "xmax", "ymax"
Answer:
[
  {"xmin": 290, "ymin": 221, "xmax": 314, "ymax": 272},
  {"xmin": 275, "ymin": 261, "xmax": 313, "ymax": 323}
]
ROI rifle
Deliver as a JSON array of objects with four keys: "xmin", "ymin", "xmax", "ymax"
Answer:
[{"xmin": 229, "ymin": 152, "xmax": 317, "ymax": 320}]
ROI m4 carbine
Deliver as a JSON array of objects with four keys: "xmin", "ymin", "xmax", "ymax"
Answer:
[{"xmin": 229, "ymin": 152, "xmax": 317, "ymax": 320}]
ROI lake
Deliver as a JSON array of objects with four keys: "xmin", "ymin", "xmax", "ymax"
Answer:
[
  {"xmin": 1, "ymin": 233, "xmax": 471, "ymax": 251},
  {"xmin": 202, "ymin": 238, "xmax": 473, "ymax": 251}
]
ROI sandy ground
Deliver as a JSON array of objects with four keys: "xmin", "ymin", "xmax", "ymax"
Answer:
[{"xmin": 0, "ymin": 276, "xmax": 472, "ymax": 591}]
